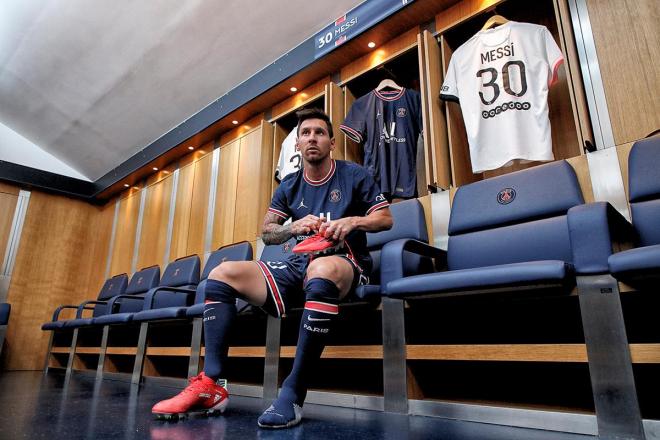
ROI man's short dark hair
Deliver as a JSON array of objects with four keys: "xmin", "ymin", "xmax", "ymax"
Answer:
[{"xmin": 296, "ymin": 108, "xmax": 334, "ymax": 139}]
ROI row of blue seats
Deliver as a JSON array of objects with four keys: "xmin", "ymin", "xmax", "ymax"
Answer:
[{"xmin": 42, "ymin": 135, "xmax": 658, "ymax": 342}]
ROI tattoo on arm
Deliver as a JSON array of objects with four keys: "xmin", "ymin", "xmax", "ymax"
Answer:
[{"xmin": 261, "ymin": 212, "xmax": 292, "ymax": 245}]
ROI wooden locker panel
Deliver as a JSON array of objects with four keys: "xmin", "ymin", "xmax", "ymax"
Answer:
[
  {"xmin": 435, "ymin": 0, "xmax": 504, "ymax": 34},
  {"xmin": 186, "ymin": 152, "xmax": 213, "ymax": 257},
  {"xmin": 325, "ymin": 82, "xmax": 345, "ymax": 161},
  {"xmin": 586, "ymin": 0, "xmax": 660, "ymax": 145},
  {"xmin": 440, "ymin": 36, "xmax": 477, "ymax": 187},
  {"xmin": 272, "ymin": 122, "xmax": 289, "ymax": 195},
  {"xmin": 417, "ymin": 32, "xmax": 433, "ymax": 195},
  {"xmin": 0, "ymin": 192, "xmax": 18, "ymax": 265},
  {"xmin": 169, "ymin": 162, "xmax": 195, "ymax": 261},
  {"xmin": 343, "ymin": 87, "xmax": 361, "ymax": 164},
  {"xmin": 233, "ymin": 124, "xmax": 273, "ymax": 243},
  {"xmin": 109, "ymin": 191, "xmax": 141, "ymax": 276},
  {"xmin": 137, "ymin": 175, "xmax": 174, "ymax": 269},
  {"xmin": 270, "ymin": 78, "xmax": 329, "ymax": 122},
  {"xmin": 212, "ymin": 139, "xmax": 240, "ymax": 248},
  {"xmin": 422, "ymin": 30, "xmax": 451, "ymax": 190}
]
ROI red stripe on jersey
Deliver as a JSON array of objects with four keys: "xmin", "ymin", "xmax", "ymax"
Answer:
[
  {"xmin": 303, "ymin": 159, "xmax": 336, "ymax": 186},
  {"xmin": 550, "ymin": 57, "xmax": 564, "ymax": 87},
  {"xmin": 305, "ymin": 301, "xmax": 339, "ymax": 315},
  {"xmin": 367, "ymin": 200, "xmax": 390, "ymax": 215},
  {"xmin": 268, "ymin": 207, "xmax": 289, "ymax": 220},
  {"xmin": 256, "ymin": 261, "xmax": 285, "ymax": 317}
]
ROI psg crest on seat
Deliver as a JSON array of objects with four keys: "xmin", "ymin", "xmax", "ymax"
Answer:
[{"xmin": 497, "ymin": 188, "xmax": 516, "ymax": 205}]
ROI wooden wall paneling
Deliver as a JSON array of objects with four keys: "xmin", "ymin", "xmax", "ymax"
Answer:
[
  {"xmin": 585, "ymin": 0, "xmax": 660, "ymax": 146},
  {"xmin": 417, "ymin": 32, "xmax": 433, "ymax": 195},
  {"xmin": 343, "ymin": 87, "xmax": 362, "ymax": 164},
  {"xmin": 169, "ymin": 162, "xmax": 195, "ymax": 261},
  {"xmin": 616, "ymin": 142, "xmax": 635, "ymax": 202},
  {"xmin": 440, "ymin": 37, "xmax": 477, "ymax": 187},
  {"xmin": 539, "ymin": 5, "xmax": 582, "ymax": 163},
  {"xmin": 0, "ymin": 182, "xmax": 19, "ymax": 196},
  {"xmin": 4, "ymin": 192, "xmax": 114, "ymax": 370},
  {"xmin": 435, "ymin": 0, "xmax": 504, "ymax": 34},
  {"xmin": 339, "ymin": 28, "xmax": 419, "ymax": 84},
  {"xmin": 186, "ymin": 152, "xmax": 213, "ymax": 257},
  {"xmin": 233, "ymin": 124, "xmax": 273, "ymax": 243},
  {"xmin": 417, "ymin": 195, "xmax": 434, "ymax": 246},
  {"xmin": 219, "ymin": 114, "xmax": 265, "ymax": 146},
  {"xmin": 0, "ymin": 192, "xmax": 19, "ymax": 266},
  {"xmin": 136, "ymin": 175, "xmax": 174, "ymax": 270},
  {"xmin": 422, "ymin": 30, "xmax": 452, "ymax": 190},
  {"xmin": 109, "ymin": 192, "xmax": 141, "ymax": 276},
  {"xmin": 271, "ymin": 122, "xmax": 288, "ymax": 195},
  {"xmin": 270, "ymin": 78, "xmax": 329, "ymax": 122},
  {"xmin": 326, "ymin": 82, "xmax": 346, "ymax": 161},
  {"xmin": 555, "ymin": 0, "xmax": 593, "ymax": 148},
  {"xmin": 566, "ymin": 155, "xmax": 595, "ymax": 203},
  {"xmin": 212, "ymin": 139, "xmax": 240, "ymax": 248},
  {"xmin": 257, "ymin": 122, "xmax": 275, "ymax": 238}
]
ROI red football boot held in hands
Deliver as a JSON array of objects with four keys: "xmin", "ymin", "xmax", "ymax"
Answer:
[{"xmin": 292, "ymin": 233, "xmax": 344, "ymax": 255}]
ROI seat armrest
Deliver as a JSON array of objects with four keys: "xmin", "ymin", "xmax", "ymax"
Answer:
[
  {"xmin": 567, "ymin": 202, "xmax": 637, "ymax": 274},
  {"xmin": 379, "ymin": 238, "xmax": 447, "ymax": 292},
  {"xmin": 144, "ymin": 286, "xmax": 197, "ymax": 310},
  {"xmin": 106, "ymin": 294, "xmax": 146, "ymax": 313},
  {"xmin": 51, "ymin": 305, "xmax": 79, "ymax": 322},
  {"xmin": 75, "ymin": 300, "xmax": 108, "ymax": 318}
]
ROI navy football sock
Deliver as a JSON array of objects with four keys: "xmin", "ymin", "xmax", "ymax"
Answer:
[
  {"xmin": 280, "ymin": 277, "xmax": 340, "ymax": 406},
  {"xmin": 202, "ymin": 279, "xmax": 239, "ymax": 380}
]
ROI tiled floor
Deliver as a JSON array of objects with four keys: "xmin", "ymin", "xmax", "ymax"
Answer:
[{"xmin": 0, "ymin": 371, "xmax": 594, "ymax": 440}]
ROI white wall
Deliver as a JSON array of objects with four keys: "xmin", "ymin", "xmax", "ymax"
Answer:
[{"xmin": 0, "ymin": 122, "xmax": 91, "ymax": 181}]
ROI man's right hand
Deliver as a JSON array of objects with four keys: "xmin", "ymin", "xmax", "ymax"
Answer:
[{"xmin": 290, "ymin": 215, "xmax": 323, "ymax": 235}]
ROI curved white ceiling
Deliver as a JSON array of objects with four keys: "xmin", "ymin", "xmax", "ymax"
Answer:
[{"xmin": 0, "ymin": 0, "xmax": 363, "ymax": 180}]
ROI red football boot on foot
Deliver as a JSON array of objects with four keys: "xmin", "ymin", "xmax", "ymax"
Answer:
[
  {"xmin": 152, "ymin": 373, "xmax": 228, "ymax": 420},
  {"xmin": 292, "ymin": 233, "xmax": 343, "ymax": 255}
]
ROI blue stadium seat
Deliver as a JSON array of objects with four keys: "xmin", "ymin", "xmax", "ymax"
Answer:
[
  {"xmin": 384, "ymin": 161, "xmax": 585, "ymax": 299},
  {"xmin": 91, "ymin": 266, "xmax": 160, "ymax": 325},
  {"xmin": 355, "ymin": 198, "xmax": 436, "ymax": 301},
  {"xmin": 608, "ymin": 136, "xmax": 660, "ymax": 285},
  {"xmin": 41, "ymin": 273, "xmax": 129, "ymax": 330}
]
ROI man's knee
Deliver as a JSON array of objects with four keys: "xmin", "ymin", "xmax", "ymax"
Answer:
[
  {"xmin": 208, "ymin": 262, "xmax": 243, "ymax": 283},
  {"xmin": 306, "ymin": 259, "xmax": 342, "ymax": 282}
]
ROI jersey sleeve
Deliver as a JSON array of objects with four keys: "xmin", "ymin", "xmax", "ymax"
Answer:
[
  {"xmin": 354, "ymin": 166, "xmax": 390, "ymax": 215},
  {"xmin": 439, "ymin": 54, "xmax": 459, "ymax": 102},
  {"xmin": 339, "ymin": 99, "xmax": 366, "ymax": 144},
  {"xmin": 542, "ymin": 27, "xmax": 564, "ymax": 87},
  {"xmin": 268, "ymin": 183, "xmax": 291, "ymax": 221}
]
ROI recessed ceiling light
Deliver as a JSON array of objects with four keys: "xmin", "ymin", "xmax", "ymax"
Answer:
[
  {"xmin": 133, "ymin": 186, "xmax": 140, "ymax": 190},
  {"xmin": 232, "ymin": 120, "xmax": 239, "ymax": 125},
  {"xmin": 368, "ymin": 42, "xmax": 376, "ymax": 48},
  {"xmin": 152, "ymin": 167, "xmax": 158, "ymax": 171},
  {"xmin": 123, "ymin": 184, "xmax": 129, "ymax": 187},
  {"xmin": 290, "ymin": 87, "xmax": 298, "ymax": 92},
  {"xmin": 188, "ymin": 146, "xmax": 194, "ymax": 150}
]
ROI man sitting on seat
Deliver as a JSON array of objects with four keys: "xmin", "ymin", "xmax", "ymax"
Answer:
[{"xmin": 152, "ymin": 108, "xmax": 392, "ymax": 428}]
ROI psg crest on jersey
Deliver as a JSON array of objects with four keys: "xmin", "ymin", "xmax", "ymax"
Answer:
[
  {"xmin": 329, "ymin": 189, "xmax": 342, "ymax": 203},
  {"xmin": 283, "ymin": 242, "xmax": 292, "ymax": 253},
  {"xmin": 497, "ymin": 188, "xmax": 516, "ymax": 205},
  {"xmin": 396, "ymin": 107, "xmax": 407, "ymax": 117}
]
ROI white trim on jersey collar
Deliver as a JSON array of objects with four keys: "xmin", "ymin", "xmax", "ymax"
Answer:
[{"xmin": 303, "ymin": 159, "xmax": 336, "ymax": 186}]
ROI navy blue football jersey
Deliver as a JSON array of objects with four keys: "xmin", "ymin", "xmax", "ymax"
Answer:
[
  {"xmin": 268, "ymin": 159, "xmax": 389, "ymax": 273},
  {"xmin": 340, "ymin": 88, "xmax": 422, "ymax": 198}
]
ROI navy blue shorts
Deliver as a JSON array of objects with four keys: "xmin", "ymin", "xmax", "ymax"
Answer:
[{"xmin": 255, "ymin": 253, "xmax": 368, "ymax": 318}]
